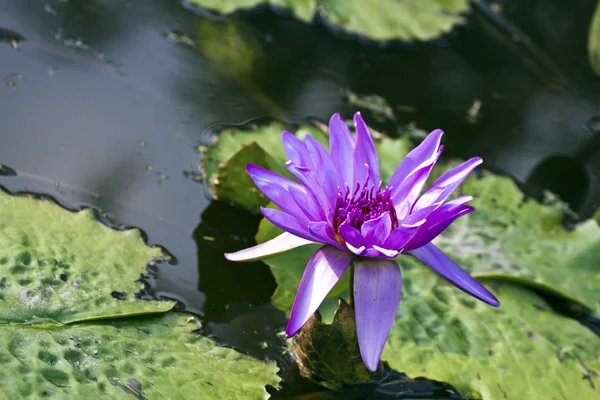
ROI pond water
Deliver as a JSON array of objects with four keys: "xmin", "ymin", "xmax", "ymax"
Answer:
[{"xmin": 1, "ymin": 0, "xmax": 599, "ymax": 398}]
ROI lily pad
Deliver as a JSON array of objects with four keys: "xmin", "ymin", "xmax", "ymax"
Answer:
[
  {"xmin": 189, "ymin": 0, "xmax": 317, "ymax": 22},
  {"xmin": 589, "ymin": 0, "xmax": 600, "ymax": 76},
  {"xmin": 0, "ymin": 191, "xmax": 173, "ymax": 325},
  {"xmin": 188, "ymin": 0, "xmax": 470, "ymax": 42},
  {"xmin": 383, "ymin": 262, "xmax": 600, "ymax": 400},
  {"xmin": 432, "ymin": 165, "xmax": 600, "ymax": 316},
  {"xmin": 0, "ymin": 313, "xmax": 280, "ymax": 399}
]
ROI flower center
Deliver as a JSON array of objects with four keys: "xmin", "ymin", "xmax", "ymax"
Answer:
[{"xmin": 333, "ymin": 182, "xmax": 399, "ymax": 236}]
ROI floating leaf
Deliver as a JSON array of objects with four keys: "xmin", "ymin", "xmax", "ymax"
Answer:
[
  {"xmin": 0, "ymin": 191, "xmax": 173, "ymax": 325},
  {"xmin": 432, "ymin": 165, "xmax": 600, "ymax": 316},
  {"xmin": 189, "ymin": 0, "xmax": 317, "ymax": 22},
  {"xmin": 188, "ymin": 0, "xmax": 469, "ymax": 42},
  {"xmin": 213, "ymin": 142, "xmax": 286, "ymax": 211},
  {"xmin": 383, "ymin": 263, "xmax": 600, "ymax": 400},
  {"xmin": 589, "ymin": 0, "xmax": 600, "ymax": 76},
  {"xmin": 0, "ymin": 313, "xmax": 280, "ymax": 399}
]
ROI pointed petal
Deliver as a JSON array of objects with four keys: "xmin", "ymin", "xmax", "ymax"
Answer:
[
  {"xmin": 354, "ymin": 259, "xmax": 402, "ymax": 372},
  {"xmin": 305, "ymin": 135, "xmax": 343, "ymax": 196},
  {"xmin": 353, "ymin": 112, "xmax": 380, "ymax": 186},
  {"xmin": 360, "ymin": 212, "xmax": 391, "ymax": 247},
  {"xmin": 286, "ymin": 246, "xmax": 354, "ymax": 336},
  {"xmin": 289, "ymin": 184, "xmax": 325, "ymax": 221},
  {"xmin": 329, "ymin": 113, "xmax": 355, "ymax": 185},
  {"xmin": 404, "ymin": 205, "xmax": 474, "ymax": 250},
  {"xmin": 287, "ymin": 163, "xmax": 334, "ymax": 222},
  {"xmin": 225, "ymin": 232, "xmax": 315, "ymax": 262},
  {"xmin": 246, "ymin": 164, "xmax": 306, "ymax": 220},
  {"xmin": 413, "ymin": 157, "xmax": 482, "ymax": 211},
  {"xmin": 392, "ymin": 145, "xmax": 443, "ymax": 218},
  {"xmin": 261, "ymin": 207, "xmax": 315, "ymax": 242},
  {"xmin": 388, "ymin": 129, "xmax": 444, "ymax": 192},
  {"xmin": 282, "ymin": 131, "xmax": 312, "ymax": 168},
  {"xmin": 408, "ymin": 243, "xmax": 500, "ymax": 307}
]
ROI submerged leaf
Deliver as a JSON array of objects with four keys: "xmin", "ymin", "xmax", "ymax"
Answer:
[
  {"xmin": 0, "ymin": 313, "xmax": 280, "ymax": 399},
  {"xmin": 383, "ymin": 263, "xmax": 600, "ymax": 400},
  {"xmin": 0, "ymin": 191, "xmax": 173, "ymax": 325}
]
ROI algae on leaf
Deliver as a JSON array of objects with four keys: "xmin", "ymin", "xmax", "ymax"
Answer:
[
  {"xmin": 0, "ymin": 191, "xmax": 173, "ymax": 325},
  {"xmin": 0, "ymin": 313, "xmax": 280, "ymax": 399},
  {"xmin": 383, "ymin": 263, "xmax": 600, "ymax": 400}
]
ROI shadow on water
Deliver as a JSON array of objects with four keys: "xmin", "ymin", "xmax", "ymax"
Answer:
[{"xmin": 0, "ymin": 0, "xmax": 599, "ymax": 397}]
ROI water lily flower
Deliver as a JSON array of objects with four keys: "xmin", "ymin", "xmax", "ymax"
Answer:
[{"xmin": 225, "ymin": 112, "xmax": 500, "ymax": 371}]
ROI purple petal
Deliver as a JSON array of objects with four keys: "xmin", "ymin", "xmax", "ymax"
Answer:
[
  {"xmin": 387, "ymin": 129, "xmax": 444, "ymax": 193},
  {"xmin": 354, "ymin": 258, "xmax": 402, "ymax": 372},
  {"xmin": 360, "ymin": 212, "xmax": 391, "ymax": 247},
  {"xmin": 288, "ymin": 184, "xmax": 326, "ymax": 221},
  {"xmin": 391, "ymin": 145, "xmax": 443, "ymax": 218},
  {"xmin": 353, "ymin": 112, "xmax": 380, "ymax": 187},
  {"xmin": 339, "ymin": 222, "xmax": 364, "ymax": 248},
  {"xmin": 308, "ymin": 221, "xmax": 345, "ymax": 249},
  {"xmin": 282, "ymin": 131, "xmax": 313, "ymax": 168},
  {"xmin": 246, "ymin": 164, "xmax": 307, "ymax": 220},
  {"xmin": 408, "ymin": 243, "xmax": 500, "ymax": 307},
  {"xmin": 305, "ymin": 135, "xmax": 343, "ymax": 196},
  {"xmin": 413, "ymin": 157, "xmax": 482, "ymax": 211},
  {"xmin": 286, "ymin": 163, "xmax": 334, "ymax": 222},
  {"xmin": 404, "ymin": 205, "xmax": 474, "ymax": 250},
  {"xmin": 329, "ymin": 113, "xmax": 356, "ymax": 185},
  {"xmin": 286, "ymin": 246, "xmax": 355, "ymax": 336},
  {"xmin": 261, "ymin": 207, "xmax": 315, "ymax": 242},
  {"xmin": 225, "ymin": 232, "xmax": 315, "ymax": 262}
]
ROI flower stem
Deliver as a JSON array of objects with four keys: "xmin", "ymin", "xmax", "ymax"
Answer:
[{"xmin": 348, "ymin": 263, "xmax": 355, "ymax": 307}]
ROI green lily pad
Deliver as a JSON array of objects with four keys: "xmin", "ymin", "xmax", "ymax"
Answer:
[
  {"xmin": 188, "ymin": 0, "xmax": 469, "ymax": 42},
  {"xmin": 0, "ymin": 191, "xmax": 173, "ymax": 325},
  {"xmin": 432, "ymin": 165, "xmax": 600, "ymax": 316},
  {"xmin": 189, "ymin": 0, "xmax": 317, "ymax": 22},
  {"xmin": 383, "ymin": 262, "xmax": 600, "ymax": 400},
  {"xmin": 0, "ymin": 313, "xmax": 280, "ymax": 399},
  {"xmin": 589, "ymin": 0, "xmax": 600, "ymax": 76}
]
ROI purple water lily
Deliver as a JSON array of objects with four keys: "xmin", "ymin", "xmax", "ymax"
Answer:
[{"xmin": 225, "ymin": 112, "xmax": 500, "ymax": 371}]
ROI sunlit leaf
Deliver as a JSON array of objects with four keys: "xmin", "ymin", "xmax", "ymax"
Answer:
[
  {"xmin": 0, "ymin": 313, "xmax": 280, "ymax": 399},
  {"xmin": 433, "ymin": 163, "xmax": 600, "ymax": 316},
  {"xmin": 383, "ymin": 263, "xmax": 600, "ymax": 400},
  {"xmin": 0, "ymin": 191, "xmax": 173, "ymax": 325},
  {"xmin": 188, "ymin": 0, "xmax": 470, "ymax": 42}
]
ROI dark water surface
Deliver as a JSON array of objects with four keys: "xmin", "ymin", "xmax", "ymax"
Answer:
[{"xmin": 1, "ymin": 0, "xmax": 599, "ymax": 398}]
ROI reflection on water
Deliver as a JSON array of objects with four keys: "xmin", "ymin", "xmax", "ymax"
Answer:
[{"xmin": 0, "ymin": 0, "xmax": 599, "ymax": 396}]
